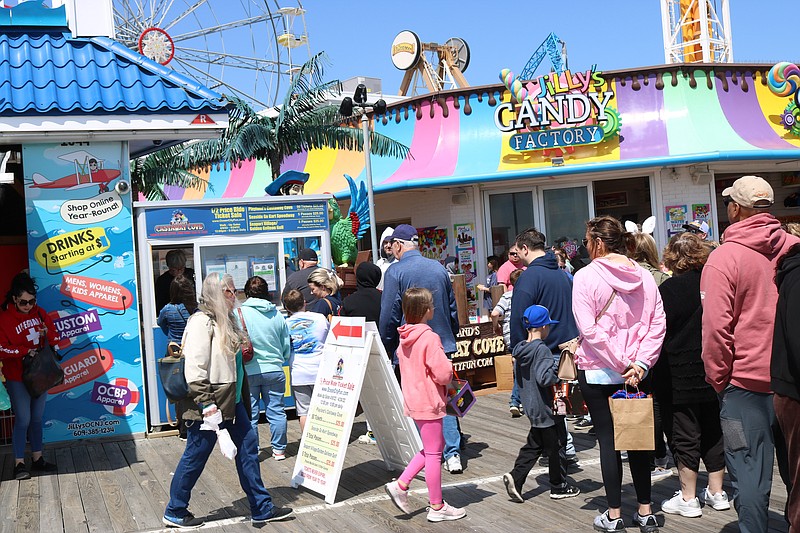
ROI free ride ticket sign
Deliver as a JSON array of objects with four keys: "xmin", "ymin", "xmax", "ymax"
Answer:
[{"xmin": 291, "ymin": 317, "xmax": 422, "ymax": 504}]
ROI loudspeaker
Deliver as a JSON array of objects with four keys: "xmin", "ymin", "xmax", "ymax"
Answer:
[
  {"xmin": 692, "ymin": 172, "xmax": 713, "ymax": 185},
  {"xmin": 451, "ymin": 193, "xmax": 469, "ymax": 205}
]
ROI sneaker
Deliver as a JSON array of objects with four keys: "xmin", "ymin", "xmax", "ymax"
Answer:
[
  {"xmin": 162, "ymin": 512, "xmax": 204, "ymax": 529},
  {"xmin": 619, "ymin": 451, "xmax": 627, "ymax": 461},
  {"xmin": 650, "ymin": 466, "xmax": 673, "ymax": 482},
  {"xmin": 251, "ymin": 507, "xmax": 293, "ymax": 525},
  {"xmin": 385, "ymin": 481, "xmax": 412, "ymax": 514},
  {"xmin": 539, "ymin": 455, "xmax": 549, "ymax": 467},
  {"xmin": 426, "ymin": 501, "xmax": 466, "ymax": 522},
  {"xmin": 575, "ymin": 418, "xmax": 594, "ymax": 428},
  {"xmin": 661, "ymin": 490, "xmax": 702, "ymax": 517},
  {"xmin": 13, "ymin": 463, "xmax": 30, "ymax": 481},
  {"xmin": 588, "ymin": 427, "xmax": 596, "ymax": 436},
  {"xmin": 444, "ymin": 454, "xmax": 463, "ymax": 474},
  {"xmin": 593, "ymin": 510, "xmax": 625, "ymax": 532},
  {"xmin": 357, "ymin": 431, "xmax": 377, "ymax": 444},
  {"xmin": 633, "ymin": 512, "xmax": 660, "ymax": 533},
  {"xmin": 653, "ymin": 456, "xmax": 669, "ymax": 469},
  {"xmin": 272, "ymin": 450, "xmax": 286, "ymax": 461},
  {"xmin": 566, "ymin": 454, "xmax": 579, "ymax": 466},
  {"xmin": 702, "ymin": 487, "xmax": 731, "ymax": 511},
  {"xmin": 502, "ymin": 472, "xmax": 524, "ymax": 503},
  {"xmin": 509, "ymin": 405, "xmax": 522, "ymax": 418},
  {"xmin": 31, "ymin": 457, "xmax": 57, "ymax": 472},
  {"xmin": 550, "ymin": 483, "xmax": 581, "ymax": 499}
]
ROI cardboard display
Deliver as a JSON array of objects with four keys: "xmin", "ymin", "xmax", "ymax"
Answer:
[{"xmin": 291, "ymin": 317, "xmax": 422, "ymax": 504}]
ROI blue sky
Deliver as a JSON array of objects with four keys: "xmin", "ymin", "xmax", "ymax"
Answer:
[{"xmin": 302, "ymin": 0, "xmax": 798, "ymax": 95}]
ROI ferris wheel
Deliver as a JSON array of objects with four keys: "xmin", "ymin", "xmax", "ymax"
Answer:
[{"xmin": 112, "ymin": 0, "xmax": 312, "ymax": 109}]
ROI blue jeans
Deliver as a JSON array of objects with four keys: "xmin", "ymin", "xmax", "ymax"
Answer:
[
  {"xmin": 165, "ymin": 401, "xmax": 275, "ymax": 520},
  {"xmin": 443, "ymin": 415, "xmax": 461, "ymax": 460},
  {"xmin": 7, "ymin": 380, "xmax": 47, "ymax": 459},
  {"xmin": 248, "ymin": 371, "xmax": 287, "ymax": 453}
]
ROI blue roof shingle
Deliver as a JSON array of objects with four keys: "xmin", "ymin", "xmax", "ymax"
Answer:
[{"xmin": 0, "ymin": 27, "xmax": 226, "ymax": 116}]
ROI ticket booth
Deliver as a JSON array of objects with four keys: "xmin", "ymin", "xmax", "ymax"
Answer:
[{"xmin": 134, "ymin": 195, "xmax": 331, "ymax": 429}]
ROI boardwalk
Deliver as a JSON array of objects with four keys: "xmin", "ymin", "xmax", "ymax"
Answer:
[{"xmin": 0, "ymin": 391, "xmax": 790, "ymax": 532}]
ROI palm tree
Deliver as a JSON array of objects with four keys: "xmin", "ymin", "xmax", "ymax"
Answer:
[{"xmin": 131, "ymin": 52, "xmax": 409, "ymax": 199}]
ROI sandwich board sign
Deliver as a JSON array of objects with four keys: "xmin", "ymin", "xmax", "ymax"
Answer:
[{"xmin": 290, "ymin": 316, "xmax": 422, "ymax": 504}]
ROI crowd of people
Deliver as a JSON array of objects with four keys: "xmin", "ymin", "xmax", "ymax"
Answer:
[{"xmin": 4, "ymin": 174, "xmax": 800, "ymax": 532}]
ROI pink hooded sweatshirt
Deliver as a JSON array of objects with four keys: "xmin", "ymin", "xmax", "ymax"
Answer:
[
  {"xmin": 572, "ymin": 257, "xmax": 666, "ymax": 374},
  {"xmin": 396, "ymin": 323, "xmax": 453, "ymax": 420},
  {"xmin": 701, "ymin": 213, "xmax": 800, "ymax": 393}
]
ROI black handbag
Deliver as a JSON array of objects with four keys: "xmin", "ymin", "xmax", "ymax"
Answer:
[
  {"xmin": 158, "ymin": 342, "xmax": 189, "ymax": 402},
  {"xmin": 22, "ymin": 340, "xmax": 64, "ymax": 398}
]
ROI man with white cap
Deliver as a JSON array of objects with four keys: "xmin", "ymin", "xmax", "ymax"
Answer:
[
  {"xmin": 700, "ymin": 175, "xmax": 797, "ymax": 532},
  {"xmin": 375, "ymin": 227, "xmax": 395, "ymax": 291},
  {"xmin": 682, "ymin": 220, "xmax": 710, "ymax": 241}
]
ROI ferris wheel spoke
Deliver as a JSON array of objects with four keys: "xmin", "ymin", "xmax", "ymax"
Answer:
[
  {"xmin": 169, "ymin": 15, "xmax": 277, "ymax": 43},
  {"xmin": 160, "ymin": 0, "xmax": 207, "ymax": 32},
  {"xmin": 172, "ymin": 56, "xmax": 269, "ymax": 107},
  {"xmin": 177, "ymin": 47, "xmax": 283, "ymax": 70}
]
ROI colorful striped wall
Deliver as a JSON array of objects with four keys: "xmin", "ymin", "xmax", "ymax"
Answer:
[{"xmin": 163, "ymin": 64, "xmax": 800, "ymax": 200}]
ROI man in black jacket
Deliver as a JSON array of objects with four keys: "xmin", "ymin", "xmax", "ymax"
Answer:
[{"xmin": 772, "ymin": 242, "xmax": 800, "ymax": 531}]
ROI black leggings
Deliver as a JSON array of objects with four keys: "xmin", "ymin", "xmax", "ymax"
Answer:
[{"xmin": 578, "ymin": 371, "xmax": 652, "ymax": 508}]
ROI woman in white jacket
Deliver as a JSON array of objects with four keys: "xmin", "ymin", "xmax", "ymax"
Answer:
[{"xmin": 163, "ymin": 273, "xmax": 292, "ymax": 528}]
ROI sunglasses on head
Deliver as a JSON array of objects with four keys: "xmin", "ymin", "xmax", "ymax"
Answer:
[{"xmin": 17, "ymin": 297, "xmax": 36, "ymax": 306}]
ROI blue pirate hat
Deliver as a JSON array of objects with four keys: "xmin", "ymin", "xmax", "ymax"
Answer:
[{"xmin": 265, "ymin": 170, "xmax": 310, "ymax": 196}]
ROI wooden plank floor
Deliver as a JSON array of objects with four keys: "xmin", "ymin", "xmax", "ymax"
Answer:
[{"xmin": 0, "ymin": 391, "xmax": 790, "ymax": 532}]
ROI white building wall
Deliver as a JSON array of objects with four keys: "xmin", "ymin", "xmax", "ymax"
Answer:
[{"xmin": 657, "ymin": 168, "xmax": 717, "ymax": 243}]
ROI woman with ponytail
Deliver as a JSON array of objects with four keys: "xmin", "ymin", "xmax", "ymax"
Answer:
[{"xmin": 306, "ymin": 268, "xmax": 343, "ymax": 320}]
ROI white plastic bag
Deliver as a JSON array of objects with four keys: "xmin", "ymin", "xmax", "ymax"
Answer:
[{"xmin": 217, "ymin": 428, "xmax": 237, "ymax": 460}]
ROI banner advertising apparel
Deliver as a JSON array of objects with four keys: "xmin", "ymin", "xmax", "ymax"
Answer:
[
  {"xmin": 454, "ymin": 223, "xmax": 477, "ymax": 321},
  {"xmin": 23, "ymin": 142, "xmax": 145, "ymax": 441}
]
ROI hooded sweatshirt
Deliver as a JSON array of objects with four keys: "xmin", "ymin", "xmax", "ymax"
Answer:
[
  {"xmin": 510, "ymin": 251, "xmax": 579, "ymax": 353},
  {"xmin": 513, "ymin": 338, "xmax": 559, "ymax": 428},
  {"xmin": 396, "ymin": 323, "xmax": 453, "ymax": 420},
  {"xmin": 702, "ymin": 213, "xmax": 800, "ymax": 393},
  {"xmin": 341, "ymin": 262, "xmax": 382, "ymax": 324},
  {"xmin": 772, "ymin": 244, "xmax": 800, "ymax": 401},
  {"xmin": 236, "ymin": 297, "xmax": 291, "ymax": 375},
  {"xmin": 572, "ymin": 256, "xmax": 666, "ymax": 378}
]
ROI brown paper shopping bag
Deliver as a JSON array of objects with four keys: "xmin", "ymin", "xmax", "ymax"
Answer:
[{"xmin": 608, "ymin": 392, "xmax": 654, "ymax": 451}]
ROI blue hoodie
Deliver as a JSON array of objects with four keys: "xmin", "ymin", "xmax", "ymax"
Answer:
[
  {"xmin": 236, "ymin": 298, "xmax": 291, "ymax": 375},
  {"xmin": 510, "ymin": 250, "xmax": 579, "ymax": 354}
]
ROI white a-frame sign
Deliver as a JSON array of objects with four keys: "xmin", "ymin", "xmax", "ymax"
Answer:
[{"xmin": 290, "ymin": 316, "xmax": 422, "ymax": 504}]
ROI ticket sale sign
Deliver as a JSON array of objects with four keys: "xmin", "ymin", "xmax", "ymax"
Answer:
[{"xmin": 23, "ymin": 142, "xmax": 145, "ymax": 442}]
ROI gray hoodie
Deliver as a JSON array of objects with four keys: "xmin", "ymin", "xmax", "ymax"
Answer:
[{"xmin": 513, "ymin": 338, "xmax": 559, "ymax": 428}]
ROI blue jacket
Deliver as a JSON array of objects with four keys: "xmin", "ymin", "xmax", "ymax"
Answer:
[
  {"xmin": 236, "ymin": 298, "xmax": 291, "ymax": 375},
  {"xmin": 510, "ymin": 251, "xmax": 579, "ymax": 354},
  {"xmin": 379, "ymin": 250, "xmax": 459, "ymax": 354},
  {"xmin": 514, "ymin": 338, "xmax": 559, "ymax": 428},
  {"xmin": 157, "ymin": 303, "xmax": 192, "ymax": 342}
]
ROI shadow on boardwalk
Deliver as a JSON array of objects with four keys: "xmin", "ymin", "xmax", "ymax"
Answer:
[{"xmin": 0, "ymin": 391, "xmax": 790, "ymax": 532}]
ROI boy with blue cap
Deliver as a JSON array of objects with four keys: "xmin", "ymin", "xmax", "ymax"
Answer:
[{"xmin": 503, "ymin": 305, "xmax": 580, "ymax": 502}]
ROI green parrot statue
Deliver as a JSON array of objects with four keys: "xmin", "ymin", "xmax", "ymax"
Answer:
[{"xmin": 328, "ymin": 175, "xmax": 370, "ymax": 267}]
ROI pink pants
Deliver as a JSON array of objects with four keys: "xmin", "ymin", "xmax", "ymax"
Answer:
[{"xmin": 398, "ymin": 418, "xmax": 444, "ymax": 505}]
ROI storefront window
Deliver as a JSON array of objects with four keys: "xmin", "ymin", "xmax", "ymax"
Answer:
[
  {"xmin": 199, "ymin": 243, "xmax": 281, "ymax": 304},
  {"xmin": 542, "ymin": 187, "xmax": 590, "ymax": 251},
  {"xmin": 489, "ymin": 192, "xmax": 534, "ymax": 256}
]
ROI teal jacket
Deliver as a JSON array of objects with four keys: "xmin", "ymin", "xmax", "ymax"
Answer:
[{"xmin": 237, "ymin": 298, "xmax": 291, "ymax": 375}]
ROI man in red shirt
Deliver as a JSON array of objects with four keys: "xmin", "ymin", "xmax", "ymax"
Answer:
[{"xmin": 496, "ymin": 245, "xmax": 526, "ymax": 291}]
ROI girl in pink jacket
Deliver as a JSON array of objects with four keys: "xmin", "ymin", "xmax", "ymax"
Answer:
[
  {"xmin": 573, "ymin": 216, "xmax": 666, "ymax": 533},
  {"xmin": 384, "ymin": 288, "xmax": 466, "ymax": 523}
]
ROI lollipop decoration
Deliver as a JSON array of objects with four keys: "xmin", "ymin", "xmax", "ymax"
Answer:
[
  {"xmin": 768, "ymin": 62, "xmax": 800, "ymax": 135},
  {"xmin": 500, "ymin": 68, "xmax": 528, "ymax": 103}
]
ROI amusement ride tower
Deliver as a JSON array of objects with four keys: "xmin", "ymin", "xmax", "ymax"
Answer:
[{"xmin": 660, "ymin": 0, "xmax": 733, "ymax": 64}]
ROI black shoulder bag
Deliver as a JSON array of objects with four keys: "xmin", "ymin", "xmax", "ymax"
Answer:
[{"xmin": 22, "ymin": 312, "xmax": 64, "ymax": 398}]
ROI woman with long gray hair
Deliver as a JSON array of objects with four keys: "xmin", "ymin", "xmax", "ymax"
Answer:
[{"xmin": 162, "ymin": 273, "xmax": 292, "ymax": 528}]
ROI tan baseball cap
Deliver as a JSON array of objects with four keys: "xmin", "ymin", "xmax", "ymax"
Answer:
[{"xmin": 721, "ymin": 175, "xmax": 774, "ymax": 208}]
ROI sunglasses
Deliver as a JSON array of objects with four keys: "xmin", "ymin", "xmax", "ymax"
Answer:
[
  {"xmin": 582, "ymin": 238, "xmax": 589, "ymax": 246},
  {"xmin": 722, "ymin": 197, "xmax": 734, "ymax": 207},
  {"xmin": 508, "ymin": 251, "xmax": 519, "ymax": 257},
  {"xmin": 17, "ymin": 297, "xmax": 36, "ymax": 306},
  {"xmin": 223, "ymin": 288, "xmax": 235, "ymax": 295}
]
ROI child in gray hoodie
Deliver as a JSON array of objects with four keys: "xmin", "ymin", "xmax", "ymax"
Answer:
[{"xmin": 502, "ymin": 305, "xmax": 580, "ymax": 502}]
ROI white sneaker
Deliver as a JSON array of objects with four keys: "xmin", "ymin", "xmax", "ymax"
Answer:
[
  {"xmin": 384, "ymin": 480, "xmax": 412, "ymax": 514},
  {"xmin": 426, "ymin": 502, "xmax": 466, "ymax": 522},
  {"xmin": 702, "ymin": 487, "xmax": 731, "ymax": 511},
  {"xmin": 444, "ymin": 454, "xmax": 463, "ymax": 474},
  {"xmin": 650, "ymin": 466, "xmax": 673, "ymax": 482},
  {"xmin": 661, "ymin": 490, "xmax": 702, "ymax": 517}
]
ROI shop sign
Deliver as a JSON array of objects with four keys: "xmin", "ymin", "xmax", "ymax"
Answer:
[
  {"xmin": 452, "ymin": 322, "xmax": 506, "ymax": 372},
  {"xmin": 494, "ymin": 68, "xmax": 620, "ymax": 152},
  {"xmin": 146, "ymin": 201, "xmax": 328, "ymax": 239}
]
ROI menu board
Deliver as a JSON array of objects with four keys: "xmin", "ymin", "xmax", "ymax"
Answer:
[{"xmin": 145, "ymin": 201, "xmax": 328, "ymax": 239}]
